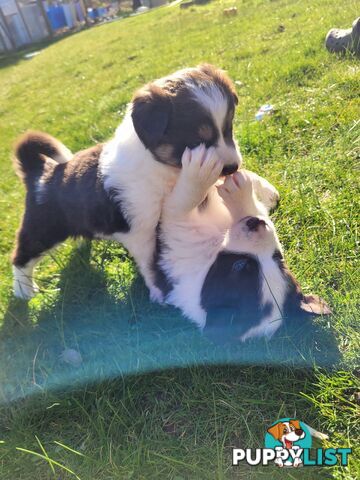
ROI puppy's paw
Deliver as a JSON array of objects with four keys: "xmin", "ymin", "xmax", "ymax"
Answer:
[
  {"xmin": 13, "ymin": 265, "xmax": 38, "ymax": 300},
  {"xmin": 149, "ymin": 286, "xmax": 164, "ymax": 304},
  {"xmin": 13, "ymin": 280, "xmax": 38, "ymax": 300},
  {"xmin": 181, "ymin": 145, "xmax": 222, "ymax": 190},
  {"xmin": 218, "ymin": 170, "xmax": 253, "ymax": 203},
  {"xmin": 232, "ymin": 170, "xmax": 253, "ymax": 191}
]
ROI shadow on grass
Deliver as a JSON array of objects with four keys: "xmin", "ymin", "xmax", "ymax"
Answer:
[{"xmin": 0, "ymin": 241, "xmax": 341, "ymax": 404}]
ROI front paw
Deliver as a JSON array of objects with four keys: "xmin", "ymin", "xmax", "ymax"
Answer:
[
  {"xmin": 217, "ymin": 170, "xmax": 253, "ymax": 202},
  {"xmin": 149, "ymin": 286, "xmax": 164, "ymax": 304},
  {"xmin": 181, "ymin": 144, "xmax": 222, "ymax": 191},
  {"xmin": 13, "ymin": 278, "xmax": 39, "ymax": 300}
]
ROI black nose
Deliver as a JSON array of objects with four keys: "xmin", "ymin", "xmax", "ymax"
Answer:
[
  {"xmin": 246, "ymin": 217, "xmax": 266, "ymax": 231},
  {"xmin": 221, "ymin": 164, "xmax": 238, "ymax": 176},
  {"xmin": 295, "ymin": 429, "xmax": 303, "ymax": 436}
]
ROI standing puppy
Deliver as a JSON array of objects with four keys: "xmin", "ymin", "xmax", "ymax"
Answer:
[
  {"xmin": 154, "ymin": 147, "xmax": 331, "ymax": 341},
  {"xmin": 12, "ymin": 64, "xmax": 242, "ymax": 300}
]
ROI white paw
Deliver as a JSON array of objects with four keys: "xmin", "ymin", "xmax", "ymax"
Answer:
[
  {"xmin": 217, "ymin": 170, "xmax": 253, "ymax": 205},
  {"xmin": 13, "ymin": 280, "xmax": 38, "ymax": 300},
  {"xmin": 149, "ymin": 286, "xmax": 164, "ymax": 304},
  {"xmin": 181, "ymin": 144, "xmax": 222, "ymax": 190},
  {"xmin": 13, "ymin": 264, "xmax": 39, "ymax": 300}
]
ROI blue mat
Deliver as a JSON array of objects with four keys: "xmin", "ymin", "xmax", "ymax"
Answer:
[{"xmin": 0, "ymin": 244, "xmax": 340, "ymax": 404}]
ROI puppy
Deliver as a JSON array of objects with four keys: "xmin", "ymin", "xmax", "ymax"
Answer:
[
  {"xmin": 11, "ymin": 64, "xmax": 242, "ymax": 300},
  {"xmin": 154, "ymin": 146, "xmax": 331, "ymax": 341}
]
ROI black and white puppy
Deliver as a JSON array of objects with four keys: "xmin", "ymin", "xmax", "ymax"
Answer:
[
  {"xmin": 12, "ymin": 64, "xmax": 241, "ymax": 300},
  {"xmin": 154, "ymin": 146, "xmax": 331, "ymax": 341}
]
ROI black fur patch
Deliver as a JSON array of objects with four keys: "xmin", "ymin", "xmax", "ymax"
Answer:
[
  {"xmin": 13, "ymin": 143, "xmax": 130, "ymax": 267},
  {"xmin": 152, "ymin": 224, "xmax": 173, "ymax": 297},
  {"xmin": 201, "ymin": 252, "xmax": 271, "ymax": 342}
]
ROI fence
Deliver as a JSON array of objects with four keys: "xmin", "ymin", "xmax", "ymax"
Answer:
[{"xmin": 0, "ymin": 1, "xmax": 119, "ymax": 53}]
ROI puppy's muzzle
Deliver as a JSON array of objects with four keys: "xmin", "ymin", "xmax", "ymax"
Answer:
[
  {"xmin": 221, "ymin": 164, "xmax": 238, "ymax": 176},
  {"xmin": 246, "ymin": 217, "xmax": 267, "ymax": 231}
]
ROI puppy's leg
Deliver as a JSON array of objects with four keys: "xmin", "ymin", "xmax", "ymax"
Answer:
[
  {"xmin": 163, "ymin": 144, "xmax": 222, "ymax": 219},
  {"xmin": 13, "ymin": 259, "xmax": 40, "ymax": 300},
  {"xmin": 125, "ymin": 230, "xmax": 164, "ymax": 303},
  {"xmin": 12, "ymin": 224, "xmax": 61, "ymax": 300},
  {"xmin": 217, "ymin": 170, "xmax": 267, "ymax": 222},
  {"xmin": 243, "ymin": 170, "xmax": 280, "ymax": 212}
]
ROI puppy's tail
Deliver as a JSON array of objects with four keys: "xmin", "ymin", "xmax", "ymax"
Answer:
[{"xmin": 13, "ymin": 130, "xmax": 72, "ymax": 183}]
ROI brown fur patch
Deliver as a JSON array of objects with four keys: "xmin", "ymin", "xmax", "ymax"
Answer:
[{"xmin": 198, "ymin": 124, "xmax": 214, "ymax": 141}]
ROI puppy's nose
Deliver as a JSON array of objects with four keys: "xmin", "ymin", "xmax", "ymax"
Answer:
[
  {"xmin": 295, "ymin": 429, "xmax": 304, "ymax": 436},
  {"xmin": 246, "ymin": 217, "xmax": 266, "ymax": 231},
  {"xmin": 221, "ymin": 164, "xmax": 238, "ymax": 176}
]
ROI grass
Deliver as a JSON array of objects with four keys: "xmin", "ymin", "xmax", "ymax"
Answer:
[{"xmin": 0, "ymin": 0, "xmax": 359, "ymax": 478}]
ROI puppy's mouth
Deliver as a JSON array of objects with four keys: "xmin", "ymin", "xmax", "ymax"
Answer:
[
  {"xmin": 285, "ymin": 439, "xmax": 293, "ymax": 449},
  {"xmin": 221, "ymin": 164, "xmax": 239, "ymax": 176}
]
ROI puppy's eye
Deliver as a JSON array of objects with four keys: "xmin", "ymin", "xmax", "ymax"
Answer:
[
  {"xmin": 199, "ymin": 124, "xmax": 214, "ymax": 140},
  {"xmin": 187, "ymin": 141, "xmax": 201, "ymax": 150},
  {"xmin": 232, "ymin": 259, "xmax": 247, "ymax": 272}
]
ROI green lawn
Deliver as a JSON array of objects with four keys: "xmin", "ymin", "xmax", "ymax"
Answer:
[{"xmin": 0, "ymin": 0, "xmax": 359, "ymax": 478}]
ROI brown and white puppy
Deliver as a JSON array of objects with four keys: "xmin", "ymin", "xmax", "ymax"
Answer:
[
  {"xmin": 154, "ymin": 146, "xmax": 331, "ymax": 341},
  {"xmin": 11, "ymin": 64, "xmax": 242, "ymax": 300},
  {"xmin": 268, "ymin": 420, "xmax": 305, "ymax": 450}
]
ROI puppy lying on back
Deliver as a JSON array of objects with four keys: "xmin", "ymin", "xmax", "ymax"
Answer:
[{"xmin": 154, "ymin": 146, "xmax": 331, "ymax": 341}]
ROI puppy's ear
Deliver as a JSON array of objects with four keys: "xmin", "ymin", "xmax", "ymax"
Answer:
[
  {"xmin": 290, "ymin": 419, "xmax": 301, "ymax": 430},
  {"xmin": 299, "ymin": 294, "xmax": 331, "ymax": 316},
  {"xmin": 131, "ymin": 85, "xmax": 171, "ymax": 150},
  {"xmin": 267, "ymin": 423, "xmax": 282, "ymax": 440},
  {"xmin": 274, "ymin": 257, "xmax": 332, "ymax": 319}
]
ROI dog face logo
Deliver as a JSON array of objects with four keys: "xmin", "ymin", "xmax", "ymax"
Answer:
[
  {"xmin": 265, "ymin": 418, "xmax": 312, "ymax": 468},
  {"xmin": 267, "ymin": 419, "xmax": 305, "ymax": 449}
]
